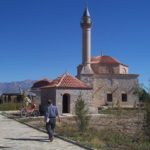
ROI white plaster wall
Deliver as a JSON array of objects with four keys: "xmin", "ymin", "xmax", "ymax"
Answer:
[{"xmin": 119, "ymin": 64, "xmax": 128, "ymax": 74}]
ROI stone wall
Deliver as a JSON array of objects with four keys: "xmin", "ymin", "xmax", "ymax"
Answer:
[
  {"xmin": 30, "ymin": 88, "xmax": 41, "ymax": 105},
  {"xmin": 90, "ymin": 63, "xmax": 128, "ymax": 75},
  {"xmin": 40, "ymin": 88, "xmax": 56, "ymax": 113},
  {"xmin": 40, "ymin": 87, "xmax": 97, "ymax": 115},
  {"xmin": 56, "ymin": 88, "xmax": 97, "ymax": 114},
  {"xmin": 79, "ymin": 74, "xmax": 139, "ymax": 111}
]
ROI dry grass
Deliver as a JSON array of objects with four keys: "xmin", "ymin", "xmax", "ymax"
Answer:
[
  {"xmin": 8, "ymin": 109, "xmax": 150, "ymax": 150},
  {"xmin": 0, "ymin": 103, "xmax": 20, "ymax": 111}
]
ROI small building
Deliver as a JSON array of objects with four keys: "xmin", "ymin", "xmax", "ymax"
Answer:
[
  {"xmin": 31, "ymin": 79, "xmax": 51, "ymax": 106},
  {"xmin": 31, "ymin": 73, "xmax": 93, "ymax": 114}
]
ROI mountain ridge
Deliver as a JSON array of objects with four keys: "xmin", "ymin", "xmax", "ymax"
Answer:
[{"xmin": 0, "ymin": 80, "xmax": 36, "ymax": 94}]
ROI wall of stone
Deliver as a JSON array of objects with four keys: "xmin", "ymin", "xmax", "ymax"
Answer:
[
  {"xmin": 40, "ymin": 87, "xmax": 97, "ymax": 115},
  {"xmin": 40, "ymin": 88, "xmax": 56, "ymax": 113},
  {"xmin": 79, "ymin": 74, "xmax": 139, "ymax": 111},
  {"xmin": 77, "ymin": 63, "xmax": 128, "ymax": 75},
  {"xmin": 92, "ymin": 74, "xmax": 139, "ymax": 109},
  {"xmin": 91, "ymin": 64, "xmax": 120, "ymax": 74},
  {"xmin": 56, "ymin": 88, "xmax": 96, "ymax": 114},
  {"xmin": 91, "ymin": 63, "xmax": 129, "ymax": 75},
  {"xmin": 79, "ymin": 74, "xmax": 94, "ymax": 87},
  {"xmin": 30, "ymin": 88, "xmax": 41, "ymax": 105}
]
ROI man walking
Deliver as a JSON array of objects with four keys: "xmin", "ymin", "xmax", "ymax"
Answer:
[{"xmin": 45, "ymin": 99, "xmax": 60, "ymax": 142}]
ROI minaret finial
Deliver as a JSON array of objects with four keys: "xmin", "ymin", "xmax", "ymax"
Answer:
[{"xmin": 85, "ymin": 0, "xmax": 88, "ymax": 8}]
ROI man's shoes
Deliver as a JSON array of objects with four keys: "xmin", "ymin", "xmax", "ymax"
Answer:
[{"xmin": 49, "ymin": 137, "xmax": 53, "ymax": 142}]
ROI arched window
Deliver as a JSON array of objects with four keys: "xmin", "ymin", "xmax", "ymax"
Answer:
[{"xmin": 62, "ymin": 94, "xmax": 70, "ymax": 113}]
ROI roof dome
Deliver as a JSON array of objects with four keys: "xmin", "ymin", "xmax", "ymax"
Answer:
[
  {"xmin": 91, "ymin": 55, "xmax": 121, "ymax": 64},
  {"xmin": 31, "ymin": 79, "xmax": 51, "ymax": 89},
  {"xmin": 90, "ymin": 55, "xmax": 128, "ymax": 74}
]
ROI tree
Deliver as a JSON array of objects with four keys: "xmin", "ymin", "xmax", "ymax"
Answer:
[
  {"xmin": 75, "ymin": 93, "xmax": 90, "ymax": 132},
  {"xmin": 134, "ymin": 83, "xmax": 150, "ymax": 138},
  {"xmin": 133, "ymin": 84, "xmax": 148, "ymax": 103}
]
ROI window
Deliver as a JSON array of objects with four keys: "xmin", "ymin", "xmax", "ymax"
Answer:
[
  {"xmin": 122, "ymin": 93, "xmax": 127, "ymax": 102},
  {"xmin": 107, "ymin": 93, "xmax": 112, "ymax": 102}
]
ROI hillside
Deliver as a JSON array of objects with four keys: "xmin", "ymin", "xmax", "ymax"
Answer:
[{"xmin": 0, "ymin": 80, "xmax": 35, "ymax": 94}]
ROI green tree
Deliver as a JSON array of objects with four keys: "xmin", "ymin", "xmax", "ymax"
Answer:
[{"xmin": 75, "ymin": 93, "xmax": 90, "ymax": 132}]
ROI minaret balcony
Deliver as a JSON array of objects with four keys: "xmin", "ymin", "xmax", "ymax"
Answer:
[{"xmin": 80, "ymin": 22, "xmax": 92, "ymax": 28}]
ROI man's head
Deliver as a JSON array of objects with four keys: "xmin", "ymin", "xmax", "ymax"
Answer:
[{"xmin": 48, "ymin": 99, "xmax": 52, "ymax": 105}]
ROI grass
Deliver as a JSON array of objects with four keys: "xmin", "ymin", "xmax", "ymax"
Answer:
[
  {"xmin": 55, "ymin": 121, "xmax": 150, "ymax": 150},
  {"xmin": 0, "ymin": 103, "xmax": 21, "ymax": 111},
  {"xmin": 7, "ymin": 109, "xmax": 150, "ymax": 150},
  {"xmin": 55, "ymin": 122, "xmax": 150, "ymax": 150},
  {"xmin": 99, "ymin": 107, "xmax": 143, "ymax": 115}
]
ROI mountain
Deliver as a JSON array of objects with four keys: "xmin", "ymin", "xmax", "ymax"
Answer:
[{"xmin": 0, "ymin": 80, "xmax": 36, "ymax": 94}]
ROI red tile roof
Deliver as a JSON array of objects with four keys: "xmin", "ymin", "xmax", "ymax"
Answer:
[
  {"xmin": 31, "ymin": 79, "xmax": 51, "ymax": 89},
  {"xmin": 91, "ymin": 56, "xmax": 121, "ymax": 64},
  {"xmin": 91, "ymin": 55, "xmax": 127, "ymax": 66},
  {"xmin": 41, "ymin": 73, "xmax": 91, "ymax": 89}
]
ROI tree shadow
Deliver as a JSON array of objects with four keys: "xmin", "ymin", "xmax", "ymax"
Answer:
[{"xmin": 5, "ymin": 137, "xmax": 48, "ymax": 143}]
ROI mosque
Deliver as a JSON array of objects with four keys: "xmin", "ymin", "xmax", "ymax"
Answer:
[{"xmin": 31, "ymin": 7, "xmax": 139, "ymax": 114}]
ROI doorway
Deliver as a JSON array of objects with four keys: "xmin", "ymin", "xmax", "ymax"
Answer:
[{"xmin": 62, "ymin": 94, "xmax": 70, "ymax": 113}]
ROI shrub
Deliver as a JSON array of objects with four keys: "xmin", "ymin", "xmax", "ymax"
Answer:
[{"xmin": 75, "ymin": 93, "xmax": 90, "ymax": 132}]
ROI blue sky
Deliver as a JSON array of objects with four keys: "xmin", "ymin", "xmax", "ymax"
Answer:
[{"xmin": 0, "ymin": 0, "xmax": 150, "ymax": 87}]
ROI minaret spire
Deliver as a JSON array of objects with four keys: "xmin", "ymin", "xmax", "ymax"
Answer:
[
  {"xmin": 80, "ymin": 6, "xmax": 93, "ymax": 74},
  {"xmin": 83, "ymin": 7, "xmax": 90, "ymax": 17}
]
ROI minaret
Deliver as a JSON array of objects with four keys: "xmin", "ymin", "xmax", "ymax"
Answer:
[{"xmin": 80, "ymin": 7, "xmax": 93, "ymax": 74}]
